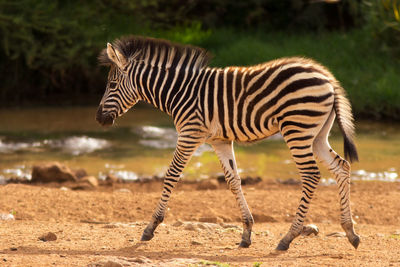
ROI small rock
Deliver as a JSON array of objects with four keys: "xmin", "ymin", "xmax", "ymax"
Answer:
[
  {"xmin": 103, "ymin": 224, "xmax": 118, "ymax": 229},
  {"xmin": 172, "ymin": 220, "xmax": 184, "ymax": 227},
  {"xmin": 73, "ymin": 168, "xmax": 88, "ymax": 179},
  {"xmin": 301, "ymin": 224, "xmax": 319, "ymax": 236},
  {"xmin": 10, "ymin": 247, "xmax": 17, "ymax": 251},
  {"xmin": 5, "ymin": 176, "xmax": 28, "ymax": 184},
  {"xmin": 88, "ymin": 258, "xmax": 136, "ymax": 267},
  {"xmin": 184, "ymin": 223, "xmax": 198, "ymax": 231},
  {"xmin": 196, "ymin": 179, "xmax": 219, "ymax": 190},
  {"xmin": 79, "ymin": 176, "xmax": 99, "ymax": 187},
  {"xmin": 59, "ymin": 186, "xmax": 69, "ymax": 191},
  {"xmin": 191, "ymin": 240, "xmax": 203, "ymax": 245},
  {"xmin": 105, "ymin": 174, "xmax": 122, "ymax": 185},
  {"xmin": 38, "ymin": 232, "xmax": 57, "ymax": 242},
  {"xmin": 103, "ymin": 261, "xmax": 123, "ymax": 267},
  {"xmin": 0, "ymin": 213, "xmax": 15, "ymax": 221},
  {"xmin": 197, "ymin": 222, "xmax": 220, "ymax": 231},
  {"xmin": 326, "ymin": 232, "xmax": 346, "ymax": 238},
  {"xmin": 114, "ymin": 188, "xmax": 131, "ymax": 193},
  {"xmin": 130, "ymin": 256, "xmax": 152, "ymax": 264},
  {"xmin": 241, "ymin": 176, "xmax": 262, "ymax": 185},
  {"xmin": 31, "ymin": 162, "xmax": 78, "ymax": 183}
]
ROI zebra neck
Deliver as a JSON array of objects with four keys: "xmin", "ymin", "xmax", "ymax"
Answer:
[{"xmin": 133, "ymin": 63, "xmax": 206, "ymax": 118}]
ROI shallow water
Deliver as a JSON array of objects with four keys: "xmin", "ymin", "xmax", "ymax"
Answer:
[{"xmin": 1, "ymin": 106, "xmax": 399, "ymax": 183}]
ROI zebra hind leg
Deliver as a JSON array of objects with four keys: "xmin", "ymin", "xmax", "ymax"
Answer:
[
  {"xmin": 276, "ymin": 144, "xmax": 321, "ymax": 251},
  {"xmin": 212, "ymin": 141, "xmax": 254, "ymax": 248},
  {"xmin": 313, "ymin": 125, "xmax": 360, "ymax": 249}
]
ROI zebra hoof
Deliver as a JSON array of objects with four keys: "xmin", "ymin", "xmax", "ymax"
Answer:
[
  {"xmin": 140, "ymin": 232, "xmax": 154, "ymax": 241},
  {"xmin": 349, "ymin": 235, "xmax": 360, "ymax": 249},
  {"xmin": 238, "ymin": 240, "xmax": 251, "ymax": 248},
  {"xmin": 275, "ymin": 240, "xmax": 290, "ymax": 251}
]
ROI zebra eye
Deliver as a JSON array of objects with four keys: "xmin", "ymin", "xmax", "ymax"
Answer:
[{"xmin": 109, "ymin": 82, "xmax": 117, "ymax": 88}]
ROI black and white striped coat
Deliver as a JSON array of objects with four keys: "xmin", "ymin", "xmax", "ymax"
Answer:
[{"xmin": 96, "ymin": 36, "xmax": 360, "ymax": 250}]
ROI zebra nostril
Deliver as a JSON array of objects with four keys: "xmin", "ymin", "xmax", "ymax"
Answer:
[{"xmin": 95, "ymin": 105, "xmax": 114, "ymax": 126}]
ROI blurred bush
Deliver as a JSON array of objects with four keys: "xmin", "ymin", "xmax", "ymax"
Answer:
[
  {"xmin": 363, "ymin": 0, "xmax": 400, "ymax": 55},
  {"xmin": 0, "ymin": 0, "xmax": 399, "ymax": 120},
  {"xmin": 137, "ymin": 0, "xmax": 363, "ymax": 31},
  {"xmin": 0, "ymin": 0, "xmax": 147, "ymax": 104}
]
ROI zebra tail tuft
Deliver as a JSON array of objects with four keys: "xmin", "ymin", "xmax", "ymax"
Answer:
[{"xmin": 333, "ymin": 82, "xmax": 359, "ymax": 163}]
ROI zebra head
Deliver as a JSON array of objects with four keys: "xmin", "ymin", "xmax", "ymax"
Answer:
[{"xmin": 96, "ymin": 43, "xmax": 139, "ymax": 126}]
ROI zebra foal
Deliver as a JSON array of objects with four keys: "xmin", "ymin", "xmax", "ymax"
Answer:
[{"xmin": 96, "ymin": 36, "xmax": 360, "ymax": 251}]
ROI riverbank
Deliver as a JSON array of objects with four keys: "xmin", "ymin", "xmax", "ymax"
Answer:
[{"xmin": 1, "ymin": 181, "xmax": 399, "ymax": 266}]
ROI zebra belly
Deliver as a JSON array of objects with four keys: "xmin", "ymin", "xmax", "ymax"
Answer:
[{"xmin": 205, "ymin": 117, "xmax": 279, "ymax": 143}]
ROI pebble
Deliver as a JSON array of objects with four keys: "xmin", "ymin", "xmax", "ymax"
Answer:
[
  {"xmin": 182, "ymin": 221, "xmax": 222, "ymax": 233},
  {"xmin": 38, "ymin": 232, "xmax": 57, "ymax": 242},
  {"xmin": 184, "ymin": 223, "xmax": 198, "ymax": 231},
  {"xmin": 79, "ymin": 176, "xmax": 99, "ymax": 187},
  {"xmin": 102, "ymin": 224, "xmax": 118, "ymax": 229},
  {"xmin": 130, "ymin": 256, "xmax": 152, "ymax": 264},
  {"xmin": 0, "ymin": 213, "xmax": 15, "ymax": 221},
  {"xmin": 114, "ymin": 188, "xmax": 131, "ymax": 193},
  {"xmin": 220, "ymin": 223, "xmax": 240, "ymax": 229},
  {"xmin": 102, "ymin": 261, "xmax": 123, "ymax": 267},
  {"xmin": 191, "ymin": 240, "xmax": 203, "ymax": 245},
  {"xmin": 301, "ymin": 224, "xmax": 319, "ymax": 236},
  {"xmin": 326, "ymin": 232, "xmax": 346, "ymax": 238},
  {"xmin": 105, "ymin": 174, "xmax": 122, "ymax": 185},
  {"xmin": 172, "ymin": 220, "xmax": 184, "ymax": 227}
]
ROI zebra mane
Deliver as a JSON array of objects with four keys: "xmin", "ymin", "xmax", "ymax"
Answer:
[{"xmin": 98, "ymin": 36, "xmax": 211, "ymax": 70}]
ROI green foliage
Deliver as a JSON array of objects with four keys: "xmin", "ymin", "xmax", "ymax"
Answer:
[
  {"xmin": 0, "ymin": 0, "xmax": 145, "ymax": 104},
  {"xmin": 135, "ymin": 0, "xmax": 363, "ymax": 31},
  {"xmin": 0, "ymin": 0, "xmax": 399, "ymax": 119},
  {"xmin": 203, "ymin": 28, "xmax": 400, "ymax": 119},
  {"xmin": 363, "ymin": 0, "xmax": 400, "ymax": 55}
]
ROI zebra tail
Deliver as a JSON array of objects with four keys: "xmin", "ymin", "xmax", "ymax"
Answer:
[{"xmin": 333, "ymin": 82, "xmax": 359, "ymax": 163}]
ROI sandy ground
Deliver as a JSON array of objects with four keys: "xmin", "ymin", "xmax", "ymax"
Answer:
[{"xmin": 0, "ymin": 181, "xmax": 399, "ymax": 266}]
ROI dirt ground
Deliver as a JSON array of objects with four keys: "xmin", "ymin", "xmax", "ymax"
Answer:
[{"xmin": 0, "ymin": 180, "xmax": 399, "ymax": 266}]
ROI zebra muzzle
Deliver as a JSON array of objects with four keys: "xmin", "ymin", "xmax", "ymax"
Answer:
[{"xmin": 96, "ymin": 105, "xmax": 115, "ymax": 126}]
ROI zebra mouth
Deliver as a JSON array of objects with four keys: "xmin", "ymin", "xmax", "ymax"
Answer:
[{"xmin": 96, "ymin": 105, "xmax": 115, "ymax": 126}]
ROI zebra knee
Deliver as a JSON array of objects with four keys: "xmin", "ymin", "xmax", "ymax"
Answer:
[{"xmin": 226, "ymin": 177, "xmax": 241, "ymax": 191}]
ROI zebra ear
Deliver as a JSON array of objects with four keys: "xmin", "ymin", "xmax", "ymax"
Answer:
[{"xmin": 107, "ymin": 43, "xmax": 128, "ymax": 69}]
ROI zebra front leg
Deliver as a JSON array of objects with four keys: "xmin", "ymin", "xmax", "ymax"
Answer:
[
  {"xmin": 276, "ymin": 146, "xmax": 321, "ymax": 251},
  {"xmin": 141, "ymin": 135, "xmax": 204, "ymax": 241},
  {"xmin": 212, "ymin": 141, "xmax": 254, "ymax": 248}
]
